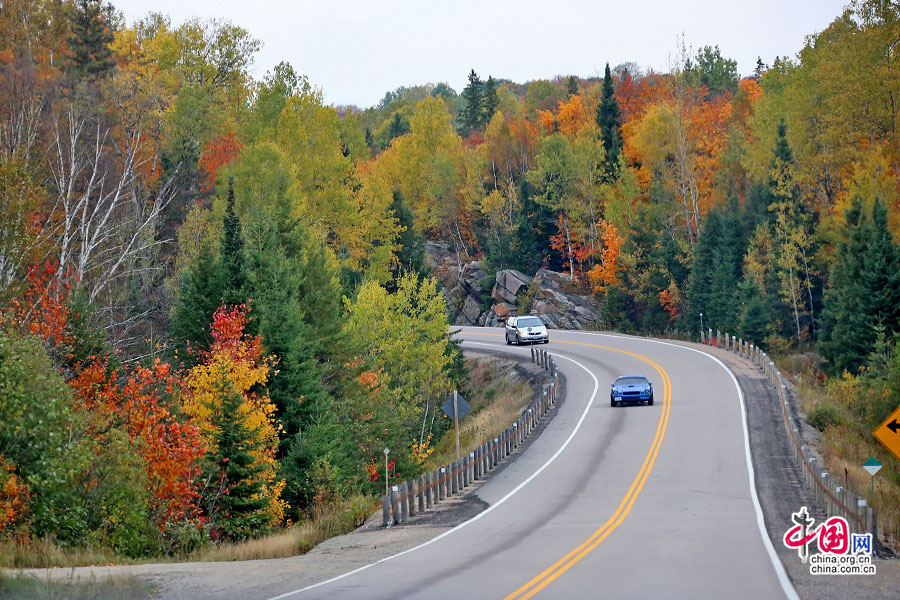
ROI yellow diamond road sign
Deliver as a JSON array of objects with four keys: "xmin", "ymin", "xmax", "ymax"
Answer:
[{"xmin": 874, "ymin": 404, "xmax": 900, "ymax": 462}]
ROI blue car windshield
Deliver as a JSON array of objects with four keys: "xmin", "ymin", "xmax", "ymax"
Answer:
[
  {"xmin": 617, "ymin": 377, "xmax": 648, "ymax": 386},
  {"xmin": 517, "ymin": 317, "xmax": 543, "ymax": 327}
]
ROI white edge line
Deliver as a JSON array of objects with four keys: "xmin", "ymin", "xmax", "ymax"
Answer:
[
  {"xmin": 265, "ymin": 341, "xmax": 599, "ymax": 600},
  {"xmin": 560, "ymin": 330, "xmax": 799, "ymax": 600}
]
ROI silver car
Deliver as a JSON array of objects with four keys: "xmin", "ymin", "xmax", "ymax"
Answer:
[{"xmin": 505, "ymin": 315, "xmax": 549, "ymax": 345}]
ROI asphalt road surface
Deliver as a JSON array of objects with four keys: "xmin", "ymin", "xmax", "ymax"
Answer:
[{"xmin": 268, "ymin": 327, "xmax": 797, "ymax": 600}]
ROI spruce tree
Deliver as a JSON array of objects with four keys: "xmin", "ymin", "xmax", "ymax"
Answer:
[
  {"xmin": 481, "ymin": 76, "xmax": 499, "ymax": 128},
  {"xmin": 221, "ymin": 177, "xmax": 247, "ymax": 306},
  {"xmin": 566, "ymin": 75, "xmax": 579, "ymax": 97},
  {"xmin": 171, "ymin": 245, "xmax": 225, "ymax": 363},
  {"xmin": 461, "ymin": 69, "xmax": 483, "ymax": 135},
  {"xmin": 66, "ymin": 0, "xmax": 115, "ymax": 79},
  {"xmin": 206, "ymin": 371, "xmax": 268, "ymax": 541},
  {"xmin": 819, "ymin": 197, "xmax": 900, "ymax": 374},
  {"xmin": 596, "ymin": 63, "xmax": 623, "ymax": 179}
]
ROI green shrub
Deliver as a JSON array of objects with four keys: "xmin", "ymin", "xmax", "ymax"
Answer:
[{"xmin": 807, "ymin": 403, "xmax": 842, "ymax": 432}]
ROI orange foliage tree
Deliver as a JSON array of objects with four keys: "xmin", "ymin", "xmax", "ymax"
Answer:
[{"xmin": 587, "ymin": 219, "xmax": 624, "ymax": 294}]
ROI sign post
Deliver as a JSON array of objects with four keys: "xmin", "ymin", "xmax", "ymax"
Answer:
[
  {"xmin": 453, "ymin": 390, "xmax": 461, "ymax": 460},
  {"xmin": 862, "ymin": 456, "xmax": 882, "ymax": 509},
  {"xmin": 873, "ymin": 405, "xmax": 900, "ymax": 462},
  {"xmin": 441, "ymin": 392, "xmax": 471, "ymax": 461}
]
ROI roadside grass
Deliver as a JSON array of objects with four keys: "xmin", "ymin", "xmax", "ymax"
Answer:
[
  {"xmin": 0, "ymin": 569, "xmax": 153, "ymax": 600},
  {"xmin": 796, "ymin": 373, "xmax": 900, "ymax": 550},
  {"xmin": 424, "ymin": 355, "xmax": 534, "ymax": 471}
]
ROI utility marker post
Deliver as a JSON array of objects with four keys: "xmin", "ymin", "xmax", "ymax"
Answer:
[
  {"xmin": 863, "ymin": 457, "xmax": 882, "ymax": 510},
  {"xmin": 453, "ymin": 389, "xmax": 461, "ymax": 460},
  {"xmin": 383, "ymin": 447, "xmax": 390, "ymax": 497}
]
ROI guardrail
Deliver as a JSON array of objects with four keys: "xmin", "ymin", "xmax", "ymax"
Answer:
[
  {"xmin": 382, "ymin": 348, "xmax": 560, "ymax": 526},
  {"xmin": 699, "ymin": 329, "xmax": 879, "ymax": 545}
]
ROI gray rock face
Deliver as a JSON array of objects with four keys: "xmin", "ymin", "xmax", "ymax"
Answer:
[
  {"xmin": 491, "ymin": 269, "xmax": 533, "ymax": 305},
  {"xmin": 425, "ymin": 244, "xmax": 600, "ymax": 331}
]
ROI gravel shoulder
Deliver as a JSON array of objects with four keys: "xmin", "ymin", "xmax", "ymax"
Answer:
[{"xmin": 685, "ymin": 342, "xmax": 900, "ymax": 600}]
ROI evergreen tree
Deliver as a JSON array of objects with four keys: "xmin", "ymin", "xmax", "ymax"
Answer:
[
  {"xmin": 66, "ymin": 0, "xmax": 115, "ymax": 79},
  {"xmin": 205, "ymin": 371, "xmax": 268, "ymax": 541},
  {"xmin": 461, "ymin": 69, "xmax": 484, "ymax": 135},
  {"xmin": 390, "ymin": 192, "xmax": 425, "ymax": 274},
  {"xmin": 686, "ymin": 204, "xmax": 747, "ymax": 334},
  {"xmin": 820, "ymin": 197, "xmax": 900, "ymax": 373},
  {"xmin": 171, "ymin": 245, "xmax": 225, "ymax": 362},
  {"xmin": 596, "ymin": 63, "xmax": 622, "ymax": 179},
  {"xmin": 752, "ymin": 57, "xmax": 767, "ymax": 81},
  {"xmin": 481, "ymin": 76, "xmax": 499, "ymax": 128},
  {"xmin": 171, "ymin": 179, "xmax": 247, "ymax": 362},
  {"xmin": 566, "ymin": 75, "xmax": 579, "ymax": 97},
  {"xmin": 221, "ymin": 177, "xmax": 247, "ymax": 306}
]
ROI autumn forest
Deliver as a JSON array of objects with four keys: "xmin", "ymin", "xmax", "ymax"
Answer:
[{"xmin": 1, "ymin": 0, "xmax": 900, "ymax": 560}]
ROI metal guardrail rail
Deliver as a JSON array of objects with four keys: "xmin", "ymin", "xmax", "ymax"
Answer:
[
  {"xmin": 382, "ymin": 348, "xmax": 559, "ymax": 527},
  {"xmin": 700, "ymin": 329, "xmax": 878, "ymax": 545}
]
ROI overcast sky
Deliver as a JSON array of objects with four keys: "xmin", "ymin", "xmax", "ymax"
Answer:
[{"xmin": 112, "ymin": 0, "xmax": 850, "ymax": 107}]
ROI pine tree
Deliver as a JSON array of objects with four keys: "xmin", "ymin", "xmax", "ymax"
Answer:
[
  {"xmin": 481, "ymin": 76, "xmax": 499, "ymax": 129},
  {"xmin": 461, "ymin": 69, "xmax": 483, "ymax": 135},
  {"xmin": 66, "ymin": 0, "xmax": 115, "ymax": 79},
  {"xmin": 752, "ymin": 57, "xmax": 767, "ymax": 81},
  {"xmin": 596, "ymin": 63, "xmax": 622, "ymax": 179},
  {"xmin": 206, "ymin": 370, "xmax": 268, "ymax": 541},
  {"xmin": 566, "ymin": 75, "xmax": 579, "ymax": 97}
]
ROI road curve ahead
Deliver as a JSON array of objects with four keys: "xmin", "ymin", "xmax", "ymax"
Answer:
[{"xmin": 270, "ymin": 327, "xmax": 796, "ymax": 600}]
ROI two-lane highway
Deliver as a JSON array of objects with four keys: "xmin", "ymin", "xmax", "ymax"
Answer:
[{"xmin": 269, "ymin": 328, "xmax": 796, "ymax": 600}]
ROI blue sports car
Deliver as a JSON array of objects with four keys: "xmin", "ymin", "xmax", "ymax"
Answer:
[{"xmin": 610, "ymin": 375, "xmax": 654, "ymax": 407}]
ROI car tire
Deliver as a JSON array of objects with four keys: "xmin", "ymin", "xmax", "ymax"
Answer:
[
  {"xmin": 506, "ymin": 335, "xmax": 511, "ymax": 345},
  {"xmin": 543, "ymin": 339, "xmax": 549, "ymax": 344},
  {"xmin": 610, "ymin": 396, "xmax": 617, "ymax": 407},
  {"xmin": 515, "ymin": 334, "xmax": 521, "ymax": 345},
  {"xmin": 648, "ymin": 393, "xmax": 654, "ymax": 406}
]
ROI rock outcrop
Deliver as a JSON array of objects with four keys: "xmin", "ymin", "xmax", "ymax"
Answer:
[{"xmin": 425, "ymin": 242, "xmax": 601, "ymax": 330}]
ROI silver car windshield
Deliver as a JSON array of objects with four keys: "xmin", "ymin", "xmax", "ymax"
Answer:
[
  {"xmin": 517, "ymin": 317, "xmax": 543, "ymax": 327},
  {"xmin": 616, "ymin": 377, "xmax": 648, "ymax": 386}
]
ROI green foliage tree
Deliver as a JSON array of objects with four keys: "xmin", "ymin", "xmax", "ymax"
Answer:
[
  {"xmin": 566, "ymin": 75, "xmax": 578, "ymax": 97},
  {"xmin": 686, "ymin": 45, "xmax": 739, "ymax": 97},
  {"xmin": 596, "ymin": 63, "xmax": 623, "ymax": 179}
]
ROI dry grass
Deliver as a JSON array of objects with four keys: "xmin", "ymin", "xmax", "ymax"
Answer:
[
  {"xmin": 425, "ymin": 356, "xmax": 534, "ymax": 470},
  {"xmin": 0, "ymin": 540, "xmax": 118, "ymax": 570},
  {"xmin": 798, "ymin": 379, "xmax": 900, "ymax": 549},
  {"xmin": 0, "ymin": 569, "xmax": 152, "ymax": 600},
  {"xmin": 191, "ymin": 493, "xmax": 372, "ymax": 562}
]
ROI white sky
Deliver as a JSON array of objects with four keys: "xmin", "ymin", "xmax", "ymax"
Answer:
[{"xmin": 113, "ymin": 0, "xmax": 850, "ymax": 107}]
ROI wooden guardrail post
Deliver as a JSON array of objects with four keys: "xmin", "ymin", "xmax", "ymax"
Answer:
[
  {"xmin": 417, "ymin": 475, "xmax": 425, "ymax": 512},
  {"xmin": 390, "ymin": 485, "xmax": 399, "ymax": 523},
  {"xmin": 424, "ymin": 472, "xmax": 432, "ymax": 508},
  {"xmin": 382, "ymin": 494, "xmax": 390, "ymax": 526}
]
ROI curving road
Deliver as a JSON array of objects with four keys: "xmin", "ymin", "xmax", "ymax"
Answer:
[{"xmin": 269, "ymin": 327, "xmax": 797, "ymax": 600}]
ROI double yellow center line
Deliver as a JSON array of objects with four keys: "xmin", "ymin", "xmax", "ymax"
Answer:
[{"xmin": 499, "ymin": 338, "xmax": 672, "ymax": 600}]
